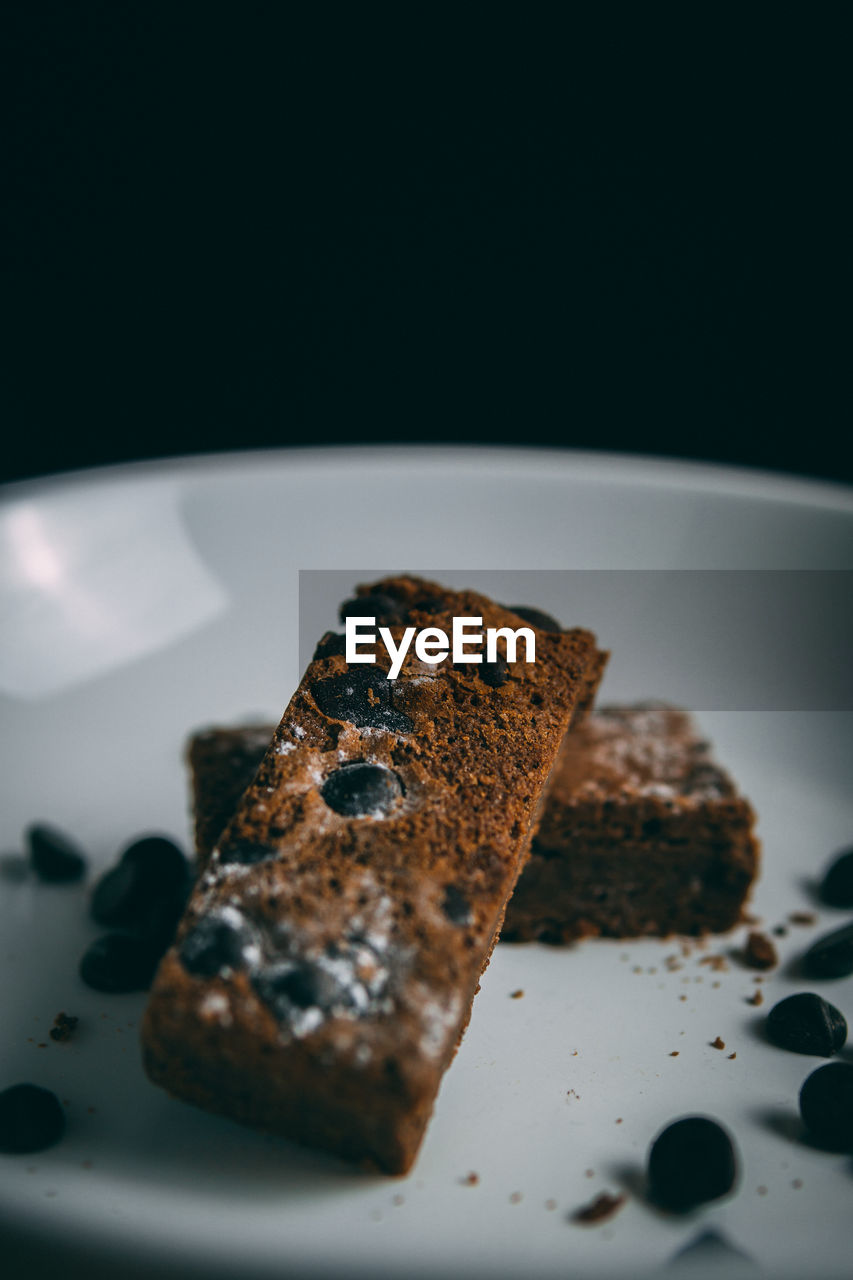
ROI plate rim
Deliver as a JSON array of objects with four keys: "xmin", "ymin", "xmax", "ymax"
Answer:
[{"xmin": 2, "ymin": 444, "xmax": 852, "ymax": 513}]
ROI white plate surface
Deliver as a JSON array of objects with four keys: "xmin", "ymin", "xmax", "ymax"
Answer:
[{"xmin": 1, "ymin": 447, "xmax": 852, "ymax": 1280}]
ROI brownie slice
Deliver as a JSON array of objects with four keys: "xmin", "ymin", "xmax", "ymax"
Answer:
[
  {"xmin": 141, "ymin": 576, "xmax": 605, "ymax": 1173},
  {"xmin": 502, "ymin": 703, "xmax": 759, "ymax": 942}
]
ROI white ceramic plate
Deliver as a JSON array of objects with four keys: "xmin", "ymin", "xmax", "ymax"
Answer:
[{"xmin": 1, "ymin": 447, "xmax": 851, "ymax": 1280}]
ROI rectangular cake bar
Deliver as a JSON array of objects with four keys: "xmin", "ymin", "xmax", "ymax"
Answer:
[
  {"xmin": 190, "ymin": 703, "xmax": 759, "ymax": 946},
  {"xmin": 503, "ymin": 702, "xmax": 759, "ymax": 941},
  {"xmin": 142, "ymin": 576, "xmax": 605, "ymax": 1173}
]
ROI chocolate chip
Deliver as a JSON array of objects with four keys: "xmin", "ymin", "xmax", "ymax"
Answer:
[
  {"xmin": 339, "ymin": 593, "xmax": 403, "ymax": 624},
  {"xmin": 92, "ymin": 836, "xmax": 190, "ymax": 928},
  {"xmin": 180, "ymin": 913, "xmax": 257, "ymax": 977},
  {"xmin": 766, "ymin": 993, "xmax": 847, "ymax": 1057},
  {"xmin": 313, "ymin": 631, "xmax": 348, "ymax": 660},
  {"xmin": 442, "ymin": 884, "xmax": 472, "ymax": 925},
  {"xmin": 137, "ymin": 885, "xmax": 191, "ymax": 953},
  {"xmin": 820, "ymin": 847, "xmax": 853, "ymax": 908},
  {"xmin": 647, "ymin": 1116, "xmax": 738, "ymax": 1211},
  {"xmin": 218, "ymin": 839, "xmax": 279, "ymax": 865},
  {"xmin": 478, "ymin": 655, "xmax": 509, "ymax": 688},
  {"xmin": 312, "ymin": 666, "xmax": 413, "ymax": 732},
  {"xmin": 90, "ymin": 860, "xmax": 146, "ymax": 927},
  {"xmin": 0, "ymin": 1084, "xmax": 66, "ymax": 1153},
  {"xmin": 120, "ymin": 836, "xmax": 188, "ymax": 891},
  {"xmin": 321, "ymin": 762, "xmax": 403, "ymax": 817},
  {"xmin": 799, "ymin": 1063, "xmax": 853, "ymax": 1150},
  {"xmin": 27, "ymin": 824, "xmax": 87, "ymax": 883},
  {"xmin": 505, "ymin": 605, "xmax": 562, "ymax": 632},
  {"xmin": 79, "ymin": 933, "xmax": 162, "ymax": 992},
  {"xmin": 803, "ymin": 920, "xmax": 853, "ymax": 978},
  {"xmin": 254, "ymin": 960, "xmax": 350, "ymax": 1018}
]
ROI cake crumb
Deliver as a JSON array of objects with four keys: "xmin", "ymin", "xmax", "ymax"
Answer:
[
  {"xmin": 743, "ymin": 931, "xmax": 778, "ymax": 970},
  {"xmin": 669, "ymin": 1051, "xmax": 679, "ymax": 1056},
  {"xmin": 615, "ymin": 1117, "xmax": 623, "ymax": 1124},
  {"xmin": 789, "ymin": 911, "xmax": 817, "ymax": 926},
  {"xmin": 49, "ymin": 1012, "xmax": 79, "ymax": 1043},
  {"xmin": 460, "ymin": 1171, "xmax": 479, "ymax": 1186},
  {"xmin": 773, "ymin": 925, "xmax": 788, "ymax": 937},
  {"xmin": 747, "ymin": 988, "xmax": 764, "ymax": 1006},
  {"xmin": 711, "ymin": 1036, "xmax": 726, "ymax": 1050},
  {"xmin": 510, "ymin": 989, "xmax": 524, "ymax": 999},
  {"xmin": 585, "ymin": 1169, "xmax": 595, "ymax": 1178},
  {"xmin": 728, "ymin": 1052, "xmax": 737, "ymax": 1059},
  {"xmin": 509, "ymin": 1191, "xmax": 523, "ymax": 1204},
  {"xmin": 698, "ymin": 954, "xmax": 728, "ymax": 972},
  {"xmin": 572, "ymin": 1191, "xmax": 626, "ymax": 1225}
]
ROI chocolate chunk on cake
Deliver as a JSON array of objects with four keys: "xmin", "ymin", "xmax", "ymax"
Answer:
[
  {"xmin": 502, "ymin": 703, "xmax": 759, "ymax": 942},
  {"xmin": 141, "ymin": 576, "xmax": 605, "ymax": 1173}
]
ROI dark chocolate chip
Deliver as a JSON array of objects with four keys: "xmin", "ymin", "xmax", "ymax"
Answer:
[
  {"xmin": 321, "ymin": 762, "xmax": 403, "ymax": 817},
  {"xmin": 766, "ymin": 993, "xmax": 847, "ymax": 1057},
  {"xmin": 91, "ymin": 861, "xmax": 144, "ymax": 927},
  {"xmin": 505, "ymin": 605, "xmax": 563, "ymax": 632},
  {"xmin": 339, "ymin": 593, "xmax": 403, "ymax": 624},
  {"xmin": 180, "ymin": 913, "xmax": 257, "ymax": 977},
  {"xmin": 272, "ymin": 963, "xmax": 339, "ymax": 1009},
  {"xmin": 0, "ymin": 1084, "xmax": 66, "ymax": 1153},
  {"xmin": 442, "ymin": 884, "xmax": 473, "ymax": 925},
  {"xmin": 27, "ymin": 824, "xmax": 87, "ymax": 883},
  {"xmin": 647, "ymin": 1116, "xmax": 738, "ymax": 1211},
  {"xmin": 312, "ymin": 667, "xmax": 413, "ymax": 733},
  {"xmin": 254, "ymin": 960, "xmax": 351, "ymax": 1017},
  {"xmin": 92, "ymin": 837, "xmax": 190, "ymax": 928},
  {"xmin": 218, "ymin": 839, "xmax": 279, "ymax": 866},
  {"xmin": 79, "ymin": 933, "xmax": 162, "ymax": 993},
  {"xmin": 478, "ymin": 655, "xmax": 509, "ymax": 687},
  {"xmin": 137, "ymin": 884, "xmax": 192, "ymax": 954},
  {"xmin": 120, "ymin": 836, "xmax": 188, "ymax": 892},
  {"xmin": 313, "ymin": 631, "xmax": 348, "ymax": 660},
  {"xmin": 820, "ymin": 847, "xmax": 853, "ymax": 908},
  {"xmin": 798, "ymin": 1062, "xmax": 853, "ymax": 1150},
  {"xmin": 802, "ymin": 920, "xmax": 853, "ymax": 979}
]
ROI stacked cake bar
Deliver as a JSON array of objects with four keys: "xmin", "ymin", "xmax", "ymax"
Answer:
[{"xmin": 141, "ymin": 576, "xmax": 758, "ymax": 1172}]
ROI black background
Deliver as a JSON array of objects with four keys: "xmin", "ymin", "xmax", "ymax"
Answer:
[{"xmin": 4, "ymin": 7, "xmax": 850, "ymax": 488}]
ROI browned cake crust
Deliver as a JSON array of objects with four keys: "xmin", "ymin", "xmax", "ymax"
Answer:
[
  {"xmin": 141, "ymin": 576, "xmax": 605, "ymax": 1173},
  {"xmin": 502, "ymin": 703, "xmax": 760, "ymax": 942}
]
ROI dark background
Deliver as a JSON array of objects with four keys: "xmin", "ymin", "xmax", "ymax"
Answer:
[{"xmin": 4, "ymin": 7, "xmax": 850, "ymax": 489}]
